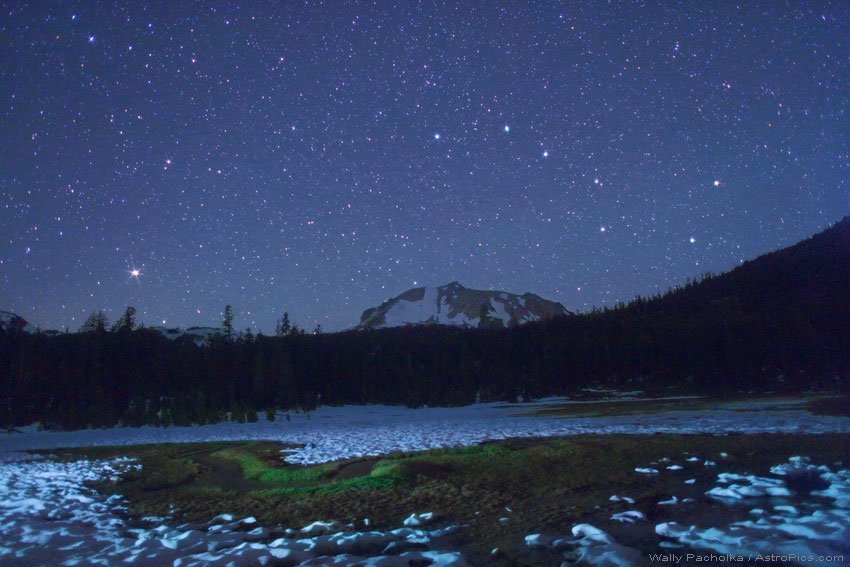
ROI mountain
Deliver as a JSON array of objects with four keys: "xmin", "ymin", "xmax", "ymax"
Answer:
[
  {"xmin": 357, "ymin": 281, "xmax": 571, "ymax": 330},
  {"xmin": 0, "ymin": 311, "xmax": 36, "ymax": 333},
  {"xmin": 150, "ymin": 326, "xmax": 227, "ymax": 345}
]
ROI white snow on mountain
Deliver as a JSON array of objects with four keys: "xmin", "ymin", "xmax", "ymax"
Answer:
[
  {"xmin": 381, "ymin": 286, "xmax": 478, "ymax": 327},
  {"xmin": 0, "ymin": 310, "xmax": 37, "ymax": 333},
  {"xmin": 150, "ymin": 326, "xmax": 228, "ymax": 345},
  {"xmin": 358, "ymin": 281, "xmax": 569, "ymax": 330}
]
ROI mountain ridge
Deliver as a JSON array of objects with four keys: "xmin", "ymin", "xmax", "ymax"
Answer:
[
  {"xmin": 356, "ymin": 281, "xmax": 571, "ymax": 330},
  {"xmin": 0, "ymin": 311, "xmax": 36, "ymax": 334}
]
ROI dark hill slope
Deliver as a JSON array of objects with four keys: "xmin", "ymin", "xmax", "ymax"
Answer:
[
  {"xmin": 646, "ymin": 216, "xmax": 849, "ymax": 317},
  {"xmin": 531, "ymin": 216, "xmax": 850, "ymax": 392}
]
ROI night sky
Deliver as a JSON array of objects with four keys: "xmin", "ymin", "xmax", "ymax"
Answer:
[{"xmin": 1, "ymin": 2, "xmax": 848, "ymax": 333}]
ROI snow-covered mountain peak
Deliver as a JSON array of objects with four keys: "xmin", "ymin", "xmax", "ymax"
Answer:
[
  {"xmin": 0, "ymin": 310, "xmax": 37, "ymax": 333},
  {"xmin": 357, "ymin": 282, "xmax": 570, "ymax": 330}
]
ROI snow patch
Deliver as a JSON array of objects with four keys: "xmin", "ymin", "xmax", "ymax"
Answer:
[
  {"xmin": 611, "ymin": 510, "xmax": 646, "ymax": 524},
  {"xmin": 0, "ymin": 454, "xmax": 467, "ymax": 565},
  {"xmin": 527, "ymin": 524, "xmax": 642, "ymax": 566},
  {"xmin": 489, "ymin": 298, "xmax": 511, "ymax": 325},
  {"xmin": 656, "ymin": 457, "xmax": 850, "ymax": 565},
  {"xmin": 403, "ymin": 511, "xmax": 434, "ymax": 527}
]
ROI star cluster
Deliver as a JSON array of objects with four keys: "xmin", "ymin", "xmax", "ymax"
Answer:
[{"xmin": 1, "ymin": 2, "xmax": 848, "ymax": 332}]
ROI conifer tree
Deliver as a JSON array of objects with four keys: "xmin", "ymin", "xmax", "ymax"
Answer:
[
  {"xmin": 276, "ymin": 312, "xmax": 291, "ymax": 336},
  {"xmin": 80, "ymin": 311, "xmax": 109, "ymax": 332},
  {"xmin": 111, "ymin": 306, "xmax": 137, "ymax": 332},
  {"xmin": 222, "ymin": 305, "xmax": 234, "ymax": 337}
]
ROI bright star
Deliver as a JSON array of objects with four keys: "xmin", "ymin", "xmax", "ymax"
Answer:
[
  {"xmin": 504, "ymin": 125, "xmax": 510, "ymax": 133},
  {"xmin": 87, "ymin": 35, "xmax": 95, "ymax": 43},
  {"xmin": 434, "ymin": 133, "xmax": 440, "ymax": 140},
  {"xmin": 713, "ymin": 179, "xmax": 721, "ymax": 187},
  {"xmin": 600, "ymin": 226, "xmax": 606, "ymax": 232},
  {"xmin": 129, "ymin": 268, "xmax": 141, "ymax": 278},
  {"xmin": 542, "ymin": 150, "xmax": 549, "ymax": 158},
  {"xmin": 689, "ymin": 237, "xmax": 696, "ymax": 244}
]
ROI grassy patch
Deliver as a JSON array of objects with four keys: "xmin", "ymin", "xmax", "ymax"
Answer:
[
  {"xmin": 257, "ymin": 461, "xmax": 405, "ymax": 496},
  {"xmin": 211, "ymin": 445, "xmax": 335, "ymax": 484}
]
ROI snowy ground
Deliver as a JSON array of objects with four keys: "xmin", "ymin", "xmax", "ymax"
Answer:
[
  {"xmin": 527, "ymin": 456, "xmax": 850, "ymax": 566},
  {"xmin": 0, "ymin": 452, "xmax": 465, "ymax": 565},
  {"xmin": 3, "ymin": 450, "xmax": 848, "ymax": 565},
  {"xmin": 2, "ymin": 398, "xmax": 848, "ymax": 464},
  {"xmin": 1, "ymin": 400, "xmax": 849, "ymax": 565}
]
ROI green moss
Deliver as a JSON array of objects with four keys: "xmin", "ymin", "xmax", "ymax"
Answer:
[
  {"xmin": 211, "ymin": 445, "xmax": 352, "ymax": 486},
  {"xmin": 210, "ymin": 441, "xmax": 498, "ymax": 495},
  {"xmin": 209, "ymin": 447, "xmax": 267, "ymax": 478},
  {"xmin": 387, "ymin": 442, "xmax": 505, "ymax": 466},
  {"xmin": 256, "ymin": 471, "xmax": 401, "ymax": 497},
  {"xmin": 204, "ymin": 443, "xmax": 408, "ymax": 495}
]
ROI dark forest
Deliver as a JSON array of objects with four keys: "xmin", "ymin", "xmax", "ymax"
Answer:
[{"xmin": 3, "ymin": 218, "xmax": 848, "ymax": 430}]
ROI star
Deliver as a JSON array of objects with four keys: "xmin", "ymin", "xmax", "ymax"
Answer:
[
  {"xmin": 433, "ymin": 133, "xmax": 440, "ymax": 140},
  {"xmin": 542, "ymin": 150, "xmax": 549, "ymax": 158},
  {"xmin": 713, "ymin": 180, "xmax": 721, "ymax": 187},
  {"xmin": 689, "ymin": 237, "xmax": 696, "ymax": 244},
  {"xmin": 87, "ymin": 35, "xmax": 95, "ymax": 43},
  {"xmin": 129, "ymin": 268, "xmax": 141, "ymax": 278},
  {"xmin": 503, "ymin": 125, "xmax": 510, "ymax": 133}
]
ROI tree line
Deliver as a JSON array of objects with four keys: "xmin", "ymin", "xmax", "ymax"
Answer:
[{"xmin": 1, "ymin": 217, "xmax": 848, "ymax": 430}]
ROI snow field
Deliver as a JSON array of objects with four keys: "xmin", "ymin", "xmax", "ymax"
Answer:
[{"xmin": 2, "ymin": 400, "xmax": 849, "ymax": 465}]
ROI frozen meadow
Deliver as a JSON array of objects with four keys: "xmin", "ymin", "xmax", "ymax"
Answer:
[
  {"xmin": 0, "ymin": 452, "xmax": 466, "ymax": 565},
  {"xmin": 1, "ymin": 398, "xmax": 849, "ymax": 565}
]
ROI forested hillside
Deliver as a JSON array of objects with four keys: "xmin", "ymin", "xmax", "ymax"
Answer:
[{"xmin": 2, "ymin": 218, "xmax": 848, "ymax": 430}]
